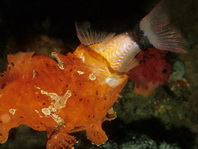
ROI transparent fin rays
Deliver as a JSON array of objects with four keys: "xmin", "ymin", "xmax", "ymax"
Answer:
[
  {"xmin": 75, "ymin": 22, "xmax": 115, "ymax": 46},
  {"xmin": 140, "ymin": 0, "xmax": 187, "ymax": 53}
]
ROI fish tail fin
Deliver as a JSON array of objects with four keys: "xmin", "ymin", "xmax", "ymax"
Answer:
[{"xmin": 140, "ymin": 0, "xmax": 187, "ymax": 53}]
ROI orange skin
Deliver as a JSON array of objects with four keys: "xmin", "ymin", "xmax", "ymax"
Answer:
[{"xmin": 0, "ymin": 45, "xmax": 128, "ymax": 148}]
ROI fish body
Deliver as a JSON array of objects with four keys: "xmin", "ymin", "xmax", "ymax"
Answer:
[
  {"xmin": 0, "ymin": 0, "xmax": 187, "ymax": 148},
  {"xmin": 0, "ymin": 51, "xmax": 128, "ymax": 148}
]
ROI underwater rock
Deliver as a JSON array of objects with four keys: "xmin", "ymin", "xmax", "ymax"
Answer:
[
  {"xmin": 0, "ymin": 125, "xmax": 47, "ymax": 149},
  {"xmin": 169, "ymin": 61, "xmax": 185, "ymax": 81},
  {"xmin": 90, "ymin": 133, "xmax": 181, "ymax": 149}
]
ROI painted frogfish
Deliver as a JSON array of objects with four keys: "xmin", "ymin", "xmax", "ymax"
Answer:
[{"xmin": 0, "ymin": 1, "xmax": 186, "ymax": 149}]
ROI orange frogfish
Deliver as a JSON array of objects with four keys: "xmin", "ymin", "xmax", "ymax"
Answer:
[
  {"xmin": 0, "ymin": 1, "xmax": 186, "ymax": 148},
  {"xmin": 0, "ymin": 32, "xmax": 139, "ymax": 149}
]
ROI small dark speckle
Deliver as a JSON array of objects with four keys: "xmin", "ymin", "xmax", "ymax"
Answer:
[
  {"xmin": 70, "ymin": 69, "xmax": 73, "ymax": 72},
  {"xmin": 95, "ymin": 91, "xmax": 99, "ymax": 95},
  {"xmin": 1, "ymin": 83, "xmax": 6, "ymax": 89},
  {"xmin": 42, "ymin": 103, "xmax": 46, "ymax": 105},
  {"xmin": 0, "ymin": 121, "xmax": 2, "ymax": 123},
  {"xmin": 79, "ymin": 83, "xmax": 82, "ymax": 86},
  {"xmin": 46, "ymin": 63, "xmax": 49, "ymax": 67},
  {"xmin": 0, "ymin": 133, "xmax": 2, "ymax": 136},
  {"xmin": 20, "ymin": 116, "xmax": 24, "ymax": 119},
  {"xmin": 104, "ymin": 97, "xmax": 107, "ymax": 100},
  {"xmin": 0, "ymin": 74, "xmax": 4, "ymax": 77},
  {"xmin": 162, "ymin": 69, "xmax": 167, "ymax": 73},
  {"xmin": 66, "ymin": 84, "xmax": 69, "ymax": 88},
  {"xmin": 79, "ymin": 98, "xmax": 82, "ymax": 102},
  {"xmin": 10, "ymin": 62, "xmax": 15, "ymax": 66},
  {"xmin": 88, "ymin": 115, "xmax": 91, "ymax": 118},
  {"xmin": 86, "ymin": 100, "xmax": 90, "ymax": 102}
]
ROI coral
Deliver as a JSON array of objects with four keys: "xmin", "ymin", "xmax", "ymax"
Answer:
[{"xmin": 127, "ymin": 48, "xmax": 171, "ymax": 96}]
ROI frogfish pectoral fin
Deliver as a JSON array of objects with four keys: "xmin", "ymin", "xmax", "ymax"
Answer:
[
  {"xmin": 46, "ymin": 130, "xmax": 76, "ymax": 149},
  {"xmin": 86, "ymin": 121, "xmax": 108, "ymax": 145}
]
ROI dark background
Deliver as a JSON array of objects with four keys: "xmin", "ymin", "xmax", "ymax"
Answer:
[
  {"xmin": 0, "ymin": 0, "xmax": 198, "ymax": 149},
  {"xmin": 0, "ymin": 0, "xmax": 155, "ymax": 48},
  {"xmin": 0, "ymin": 0, "xmax": 197, "ymax": 53}
]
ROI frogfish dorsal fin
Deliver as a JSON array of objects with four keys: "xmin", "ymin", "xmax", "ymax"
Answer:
[{"xmin": 75, "ymin": 22, "xmax": 115, "ymax": 46}]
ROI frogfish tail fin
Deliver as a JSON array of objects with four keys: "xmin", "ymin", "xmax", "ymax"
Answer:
[{"xmin": 140, "ymin": 0, "xmax": 187, "ymax": 53}]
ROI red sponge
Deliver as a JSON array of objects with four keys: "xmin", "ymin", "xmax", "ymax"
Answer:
[{"xmin": 127, "ymin": 48, "xmax": 171, "ymax": 96}]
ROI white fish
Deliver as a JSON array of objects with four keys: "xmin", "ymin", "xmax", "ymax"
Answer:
[{"xmin": 75, "ymin": 0, "xmax": 187, "ymax": 73}]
